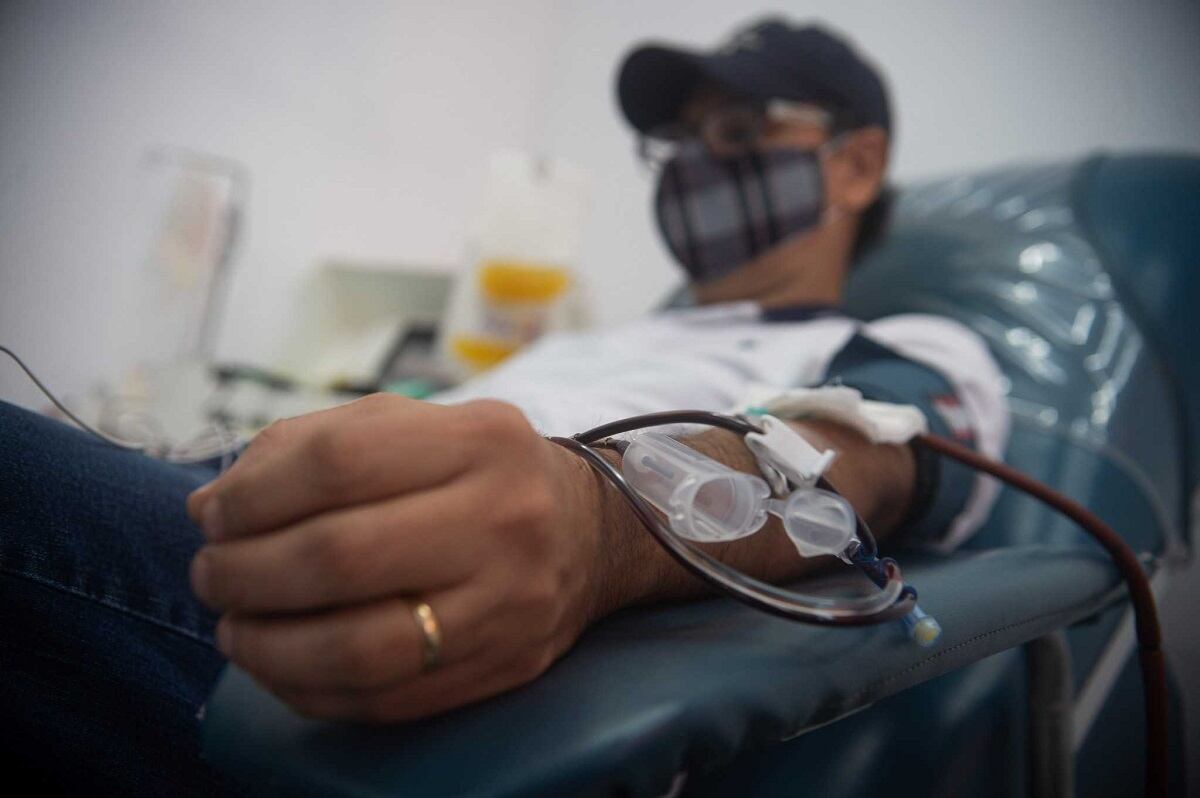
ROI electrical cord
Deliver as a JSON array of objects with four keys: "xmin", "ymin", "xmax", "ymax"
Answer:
[
  {"xmin": 1, "ymin": 345, "xmax": 147, "ymax": 451},
  {"xmin": 1, "ymin": 344, "xmax": 240, "ymax": 468}
]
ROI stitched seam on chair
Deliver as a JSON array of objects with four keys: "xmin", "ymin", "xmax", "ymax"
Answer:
[
  {"xmin": 0, "ymin": 564, "xmax": 215, "ymax": 648},
  {"xmin": 834, "ymin": 586, "xmax": 1126, "ymax": 718},
  {"xmin": 775, "ymin": 574, "xmax": 1128, "ymax": 741},
  {"xmin": 843, "ymin": 599, "xmax": 1118, "ymax": 711}
]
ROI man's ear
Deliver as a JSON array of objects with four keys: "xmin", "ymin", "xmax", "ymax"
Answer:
[{"xmin": 827, "ymin": 126, "xmax": 888, "ymax": 214}]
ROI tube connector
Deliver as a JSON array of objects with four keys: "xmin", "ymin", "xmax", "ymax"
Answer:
[{"xmin": 902, "ymin": 604, "xmax": 942, "ymax": 647}]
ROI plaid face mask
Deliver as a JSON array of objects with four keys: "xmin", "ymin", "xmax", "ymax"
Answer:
[{"xmin": 653, "ymin": 140, "xmax": 825, "ymax": 283}]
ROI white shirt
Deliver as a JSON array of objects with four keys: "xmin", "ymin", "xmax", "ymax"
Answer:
[{"xmin": 433, "ymin": 301, "xmax": 1008, "ymax": 549}]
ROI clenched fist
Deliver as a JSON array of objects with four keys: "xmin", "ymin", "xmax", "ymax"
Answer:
[{"xmin": 186, "ymin": 394, "xmax": 611, "ymax": 723}]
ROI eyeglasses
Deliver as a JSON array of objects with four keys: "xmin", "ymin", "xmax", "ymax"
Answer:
[{"xmin": 637, "ymin": 99, "xmax": 839, "ymax": 167}]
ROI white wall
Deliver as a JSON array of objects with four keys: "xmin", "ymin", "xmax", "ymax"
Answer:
[
  {"xmin": 0, "ymin": 0, "xmax": 557, "ymax": 406},
  {"xmin": 537, "ymin": 0, "xmax": 1200, "ymax": 328},
  {"xmin": 2, "ymin": 1, "xmax": 1198, "ymax": 406}
]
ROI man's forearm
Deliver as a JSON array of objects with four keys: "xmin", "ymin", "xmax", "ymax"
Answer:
[{"xmin": 577, "ymin": 420, "xmax": 916, "ymax": 620}]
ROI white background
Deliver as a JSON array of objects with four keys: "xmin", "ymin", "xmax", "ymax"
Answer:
[
  {"xmin": 2, "ymin": 1, "xmax": 1199, "ymax": 784},
  {"xmin": 3, "ymin": 1, "xmax": 1198, "ymax": 405}
]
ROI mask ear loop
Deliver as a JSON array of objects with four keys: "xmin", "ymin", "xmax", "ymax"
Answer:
[{"xmin": 815, "ymin": 132, "xmax": 851, "ymax": 228}]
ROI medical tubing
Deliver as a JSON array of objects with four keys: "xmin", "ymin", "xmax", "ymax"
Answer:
[
  {"xmin": 577, "ymin": 410, "xmax": 762, "ymax": 442},
  {"xmin": 621, "ymin": 431, "xmax": 771, "ymax": 542},
  {"xmin": 575, "ymin": 410, "xmax": 882, "ymax": 557},
  {"xmin": 551, "ymin": 434, "xmax": 914, "ymax": 625},
  {"xmin": 913, "ymin": 432, "xmax": 1167, "ymax": 798},
  {"xmin": 573, "ymin": 410, "xmax": 892, "ymax": 611}
]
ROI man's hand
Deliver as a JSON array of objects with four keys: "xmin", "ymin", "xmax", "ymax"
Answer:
[
  {"xmin": 186, "ymin": 394, "xmax": 606, "ymax": 723},
  {"xmin": 186, "ymin": 393, "xmax": 915, "ymax": 724}
]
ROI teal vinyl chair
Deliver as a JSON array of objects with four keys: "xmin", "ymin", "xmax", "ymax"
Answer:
[{"xmin": 202, "ymin": 154, "xmax": 1197, "ymax": 796}]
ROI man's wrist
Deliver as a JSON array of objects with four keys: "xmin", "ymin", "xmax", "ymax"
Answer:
[
  {"xmin": 564, "ymin": 429, "xmax": 771, "ymax": 617},
  {"xmin": 552, "ymin": 439, "xmax": 680, "ymax": 619}
]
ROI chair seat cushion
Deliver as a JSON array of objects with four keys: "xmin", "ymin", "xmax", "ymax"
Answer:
[{"xmin": 203, "ymin": 545, "xmax": 1125, "ymax": 797}]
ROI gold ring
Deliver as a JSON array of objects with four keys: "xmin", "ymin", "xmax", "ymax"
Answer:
[{"xmin": 411, "ymin": 601, "xmax": 443, "ymax": 672}]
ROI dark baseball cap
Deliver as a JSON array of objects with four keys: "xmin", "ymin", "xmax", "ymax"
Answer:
[{"xmin": 617, "ymin": 18, "xmax": 891, "ymax": 137}]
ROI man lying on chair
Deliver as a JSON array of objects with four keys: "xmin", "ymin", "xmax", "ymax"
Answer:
[{"xmin": 0, "ymin": 18, "xmax": 1006, "ymax": 796}]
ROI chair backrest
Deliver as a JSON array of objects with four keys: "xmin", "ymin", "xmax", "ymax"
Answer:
[
  {"xmin": 845, "ymin": 154, "xmax": 1199, "ymax": 555},
  {"xmin": 1074, "ymin": 155, "xmax": 1200, "ymax": 537}
]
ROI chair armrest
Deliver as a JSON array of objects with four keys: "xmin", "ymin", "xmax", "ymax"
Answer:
[{"xmin": 202, "ymin": 545, "xmax": 1124, "ymax": 797}]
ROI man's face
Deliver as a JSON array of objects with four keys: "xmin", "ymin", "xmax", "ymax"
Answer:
[{"xmin": 654, "ymin": 84, "xmax": 889, "ymax": 303}]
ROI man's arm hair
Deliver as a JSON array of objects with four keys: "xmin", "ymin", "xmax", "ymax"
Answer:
[{"xmin": 578, "ymin": 420, "xmax": 915, "ymax": 618}]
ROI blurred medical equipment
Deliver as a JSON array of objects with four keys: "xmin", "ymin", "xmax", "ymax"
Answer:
[
  {"xmin": 135, "ymin": 146, "xmax": 247, "ymax": 363},
  {"xmin": 442, "ymin": 150, "xmax": 591, "ymax": 375},
  {"xmin": 275, "ymin": 262, "xmax": 456, "ymax": 392},
  {"xmin": 375, "ymin": 324, "xmax": 447, "ymax": 398},
  {"xmin": 11, "ymin": 148, "xmax": 251, "ymax": 464},
  {"xmin": 49, "ymin": 262, "xmax": 458, "ymax": 459}
]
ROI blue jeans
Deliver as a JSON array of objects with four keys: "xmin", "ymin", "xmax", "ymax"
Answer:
[{"xmin": 0, "ymin": 400, "xmax": 241, "ymax": 795}]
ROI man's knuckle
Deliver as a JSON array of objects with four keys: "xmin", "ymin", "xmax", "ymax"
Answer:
[
  {"xmin": 307, "ymin": 429, "xmax": 360, "ymax": 489},
  {"xmin": 513, "ymin": 646, "xmax": 555, "ymax": 685},
  {"xmin": 304, "ymin": 526, "xmax": 358, "ymax": 582},
  {"xmin": 241, "ymin": 421, "xmax": 283, "ymax": 461},
  {"xmin": 541, "ymin": 573, "xmax": 566, "ymax": 614},
  {"xmin": 211, "ymin": 483, "xmax": 251, "ymax": 532},
  {"xmin": 215, "ymin": 618, "xmax": 239, "ymax": 662},
  {"xmin": 465, "ymin": 399, "xmax": 528, "ymax": 440},
  {"xmin": 514, "ymin": 575, "xmax": 561, "ymax": 628},
  {"xmin": 256, "ymin": 418, "xmax": 293, "ymax": 447},
  {"xmin": 355, "ymin": 392, "xmax": 397, "ymax": 414},
  {"xmin": 525, "ymin": 482, "xmax": 558, "ymax": 524},
  {"xmin": 204, "ymin": 558, "xmax": 242, "ymax": 608},
  {"xmin": 496, "ymin": 480, "xmax": 557, "ymax": 531}
]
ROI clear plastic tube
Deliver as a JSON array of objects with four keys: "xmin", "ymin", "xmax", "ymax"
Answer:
[
  {"xmin": 621, "ymin": 432, "xmax": 771, "ymax": 542},
  {"xmin": 768, "ymin": 487, "xmax": 857, "ymax": 559},
  {"xmin": 555, "ymin": 434, "xmax": 917, "ymax": 625}
]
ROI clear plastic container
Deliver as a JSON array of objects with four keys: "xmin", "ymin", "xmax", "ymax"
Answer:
[
  {"xmin": 621, "ymin": 432, "xmax": 857, "ymax": 558},
  {"xmin": 621, "ymin": 432, "xmax": 771, "ymax": 542},
  {"xmin": 441, "ymin": 150, "xmax": 590, "ymax": 376},
  {"xmin": 448, "ymin": 259, "xmax": 573, "ymax": 371},
  {"xmin": 770, "ymin": 488, "xmax": 856, "ymax": 558}
]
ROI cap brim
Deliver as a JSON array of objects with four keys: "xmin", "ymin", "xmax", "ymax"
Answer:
[
  {"xmin": 617, "ymin": 43, "xmax": 816, "ymax": 135},
  {"xmin": 617, "ymin": 45, "xmax": 706, "ymax": 134}
]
